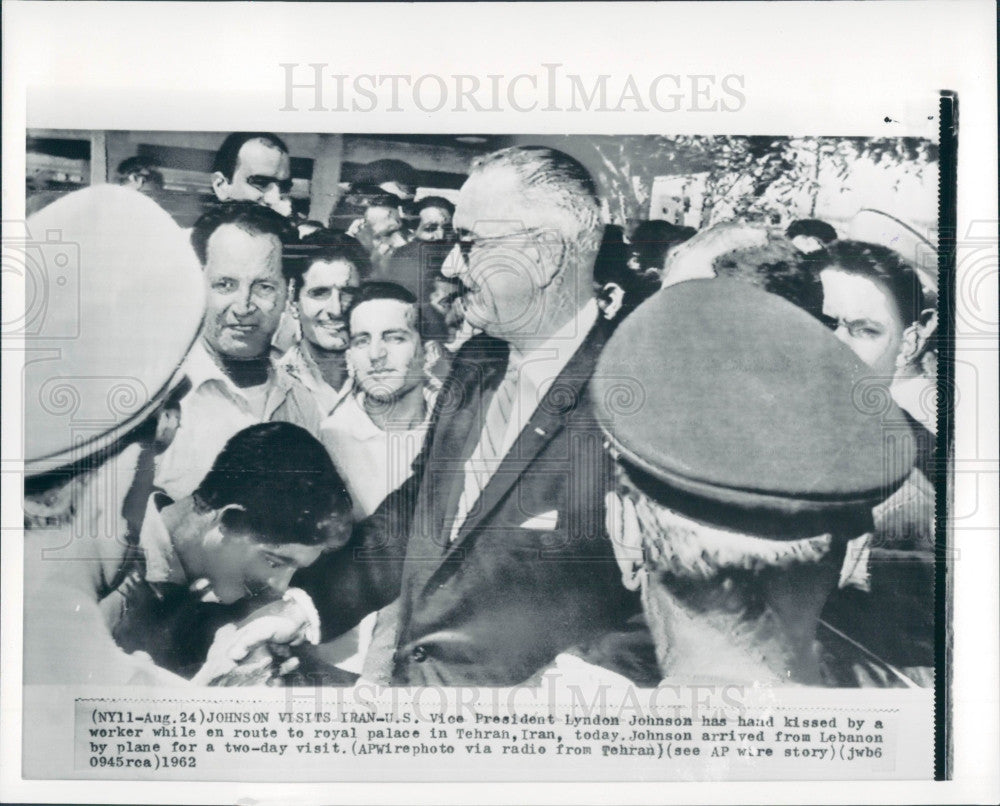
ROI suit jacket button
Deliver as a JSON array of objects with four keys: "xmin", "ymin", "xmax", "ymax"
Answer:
[{"xmin": 411, "ymin": 646, "xmax": 428, "ymax": 663}]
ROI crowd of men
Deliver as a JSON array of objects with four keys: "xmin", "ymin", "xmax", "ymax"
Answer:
[{"xmin": 23, "ymin": 132, "xmax": 938, "ymax": 689}]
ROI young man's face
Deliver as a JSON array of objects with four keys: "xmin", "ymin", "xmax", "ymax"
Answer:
[
  {"xmin": 296, "ymin": 259, "xmax": 359, "ymax": 353},
  {"xmin": 202, "ymin": 224, "xmax": 287, "ymax": 361},
  {"xmin": 349, "ymin": 298, "xmax": 426, "ymax": 402},
  {"xmin": 414, "ymin": 205, "xmax": 452, "ymax": 242},
  {"xmin": 200, "ymin": 528, "xmax": 324, "ymax": 604},
  {"xmin": 214, "ymin": 139, "xmax": 293, "ymax": 217},
  {"xmin": 819, "ymin": 268, "xmax": 905, "ymax": 377},
  {"xmin": 429, "ymin": 276, "xmax": 464, "ymax": 329}
]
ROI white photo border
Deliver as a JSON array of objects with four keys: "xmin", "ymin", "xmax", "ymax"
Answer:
[{"xmin": 2, "ymin": 1, "xmax": 997, "ymax": 804}]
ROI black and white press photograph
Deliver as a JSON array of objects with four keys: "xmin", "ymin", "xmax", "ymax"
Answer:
[
  {"xmin": 21, "ymin": 130, "xmax": 942, "ymax": 692},
  {"xmin": 2, "ymin": 0, "xmax": 996, "ymax": 800}
]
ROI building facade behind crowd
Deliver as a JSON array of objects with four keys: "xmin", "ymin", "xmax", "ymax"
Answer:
[{"xmin": 23, "ymin": 136, "xmax": 938, "ymax": 689}]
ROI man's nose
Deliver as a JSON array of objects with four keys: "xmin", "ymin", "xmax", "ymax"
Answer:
[
  {"xmin": 231, "ymin": 286, "xmax": 257, "ymax": 315},
  {"xmin": 326, "ymin": 292, "xmax": 344, "ymax": 317},
  {"xmin": 441, "ymin": 244, "xmax": 466, "ymax": 279},
  {"xmin": 267, "ymin": 568, "xmax": 296, "ymax": 596},
  {"xmin": 369, "ymin": 338, "xmax": 388, "ymax": 361}
]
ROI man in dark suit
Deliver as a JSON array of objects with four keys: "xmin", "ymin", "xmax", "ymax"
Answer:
[{"xmin": 296, "ymin": 146, "xmax": 647, "ymax": 686}]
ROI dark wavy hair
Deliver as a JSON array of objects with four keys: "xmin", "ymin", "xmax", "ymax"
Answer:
[
  {"xmin": 345, "ymin": 280, "xmax": 447, "ymax": 343},
  {"xmin": 284, "ymin": 229, "xmax": 373, "ymax": 299},
  {"xmin": 712, "ymin": 233, "xmax": 825, "ymax": 320},
  {"xmin": 416, "ymin": 196, "xmax": 455, "ymax": 217},
  {"xmin": 786, "ymin": 218, "xmax": 838, "ymax": 244},
  {"xmin": 805, "ymin": 239, "xmax": 925, "ymax": 325},
  {"xmin": 193, "ymin": 422, "xmax": 352, "ymax": 546}
]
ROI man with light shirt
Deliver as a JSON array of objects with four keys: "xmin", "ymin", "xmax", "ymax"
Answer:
[
  {"xmin": 154, "ymin": 202, "xmax": 322, "ymax": 500},
  {"xmin": 322, "ymin": 281, "xmax": 443, "ymax": 519},
  {"xmin": 315, "ymin": 282, "xmax": 443, "ymax": 679}
]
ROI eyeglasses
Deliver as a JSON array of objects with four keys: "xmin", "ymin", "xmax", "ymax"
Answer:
[
  {"xmin": 246, "ymin": 175, "xmax": 294, "ymax": 195},
  {"xmin": 455, "ymin": 226, "xmax": 553, "ymax": 262}
]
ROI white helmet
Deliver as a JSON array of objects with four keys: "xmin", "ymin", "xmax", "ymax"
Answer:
[{"xmin": 21, "ymin": 185, "xmax": 204, "ymax": 475}]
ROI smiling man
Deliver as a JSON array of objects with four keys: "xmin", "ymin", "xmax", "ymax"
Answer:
[
  {"xmin": 315, "ymin": 282, "xmax": 443, "ymax": 679},
  {"xmin": 154, "ymin": 203, "xmax": 322, "ymax": 500},
  {"xmin": 280, "ymin": 231, "xmax": 372, "ymax": 414},
  {"xmin": 211, "ymin": 132, "xmax": 294, "ymax": 217}
]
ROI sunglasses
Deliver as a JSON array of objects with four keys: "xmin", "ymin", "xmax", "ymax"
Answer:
[{"xmin": 246, "ymin": 175, "xmax": 294, "ymax": 195}]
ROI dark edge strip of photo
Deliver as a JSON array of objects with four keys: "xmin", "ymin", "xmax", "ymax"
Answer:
[{"xmin": 935, "ymin": 88, "xmax": 958, "ymax": 782}]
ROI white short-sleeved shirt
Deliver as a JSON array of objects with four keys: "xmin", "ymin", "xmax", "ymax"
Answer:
[{"xmin": 154, "ymin": 340, "xmax": 322, "ymax": 499}]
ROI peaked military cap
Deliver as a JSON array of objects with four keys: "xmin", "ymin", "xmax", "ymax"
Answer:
[{"xmin": 592, "ymin": 278, "xmax": 917, "ymax": 539}]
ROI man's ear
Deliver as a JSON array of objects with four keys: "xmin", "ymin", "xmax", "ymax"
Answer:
[
  {"xmin": 918, "ymin": 307, "xmax": 938, "ymax": 337},
  {"xmin": 601, "ymin": 282, "xmax": 626, "ymax": 321},
  {"xmin": 210, "ymin": 503, "xmax": 249, "ymax": 541},
  {"xmin": 423, "ymin": 340, "xmax": 442, "ymax": 373},
  {"xmin": 604, "ymin": 491, "xmax": 644, "ymax": 592},
  {"xmin": 899, "ymin": 308, "xmax": 938, "ymax": 365},
  {"xmin": 211, "ymin": 171, "xmax": 232, "ymax": 201},
  {"xmin": 535, "ymin": 230, "xmax": 567, "ymax": 286}
]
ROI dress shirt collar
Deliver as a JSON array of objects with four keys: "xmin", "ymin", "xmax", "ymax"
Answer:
[
  {"xmin": 185, "ymin": 337, "xmax": 294, "ymax": 400},
  {"xmin": 333, "ymin": 384, "xmax": 438, "ymax": 442},
  {"xmin": 138, "ymin": 492, "xmax": 187, "ymax": 586},
  {"xmin": 279, "ymin": 342, "xmax": 351, "ymax": 413},
  {"xmin": 508, "ymin": 298, "xmax": 599, "ymax": 403}
]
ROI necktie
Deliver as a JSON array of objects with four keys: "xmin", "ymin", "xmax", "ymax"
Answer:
[{"xmin": 449, "ymin": 361, "xmax": 519, "ymax": 541}]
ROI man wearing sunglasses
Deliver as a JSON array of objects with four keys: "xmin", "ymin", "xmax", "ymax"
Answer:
[
  {"xmin": 154, "ymin": 203, "xmax": 323, "ymax": 500},
  {"xmin": 211, "ymin": 132, "xmax": 294, "ymax": 217},
  {"xmin": 297, "ymin": 146, "xmax": 653, "ymax": 687}
]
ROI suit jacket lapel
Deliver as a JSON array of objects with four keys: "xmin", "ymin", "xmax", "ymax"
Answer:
[
  {"xmin": 444, "ymin": 320, "xmax": 611, "ymax": 556},
  {"xmin": 421, "ymin": 339, "xmax": 509, "ymax": 557}
]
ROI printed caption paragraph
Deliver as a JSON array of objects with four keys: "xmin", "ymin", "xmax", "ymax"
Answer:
[{"xmin": 52, "ymin": 685, "xmax": 934, "ymax": 781}]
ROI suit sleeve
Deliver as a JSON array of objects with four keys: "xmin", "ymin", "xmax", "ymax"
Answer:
[
  {"xmin": 295, "ymin": 352, "xmax": 477, "ymax": 641},
  {"xmin": 293, "ymin": 455, "xmax": 422, "ymax": 641}
]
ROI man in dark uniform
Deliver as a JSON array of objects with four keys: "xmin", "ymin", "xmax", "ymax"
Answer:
[{"xmin": 585, "ymin": 278, "xmax": 918, "ymax": 686}]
